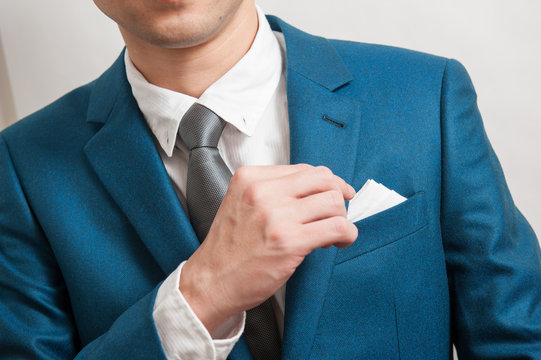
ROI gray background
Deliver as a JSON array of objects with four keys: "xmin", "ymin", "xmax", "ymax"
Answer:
[{"xmin": 0, "ymin": 0, "xmax": 539, "ymax": 241}]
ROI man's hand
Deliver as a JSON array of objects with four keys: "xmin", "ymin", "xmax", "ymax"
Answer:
[{"xmin": 179, "ymin": 164, "xmax": 357, "ymax": 333}]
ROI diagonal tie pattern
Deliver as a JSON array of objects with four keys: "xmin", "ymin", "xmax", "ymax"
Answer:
[{"xmin": 178, "ymin": 103, "xmax": 282, "ymax": 360}]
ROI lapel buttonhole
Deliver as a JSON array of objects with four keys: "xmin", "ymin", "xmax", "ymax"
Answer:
[{"xmin": 322, "ymin": 114, "xmax": 345, "ymax": 128}]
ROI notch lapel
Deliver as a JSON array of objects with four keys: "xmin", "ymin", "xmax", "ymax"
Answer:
[
  {"xmin": 282, "ymin": 73, "xmax": 361, "ymax": 360},
  {"xmin": 267, "ymin": 16, "xmax": 362, "ymax": 360},
  {"xmin": 83, "ymin": 54, "xmax": 199, "ymax": 276}
]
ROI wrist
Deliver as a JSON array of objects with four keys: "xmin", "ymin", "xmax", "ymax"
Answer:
[{"xmin": 179, "ymin": 259, "xmax": 234, "ymax": 334}]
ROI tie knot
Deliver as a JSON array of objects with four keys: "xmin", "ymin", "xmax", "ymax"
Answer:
[{"xmin": 178, "ymin": 103, "xmax": 226, "ymax": 150}]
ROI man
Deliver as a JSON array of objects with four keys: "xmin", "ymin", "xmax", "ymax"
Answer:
[{"xmin": 0, "ymin": 0, "xmax": 539, "ymax": 359}]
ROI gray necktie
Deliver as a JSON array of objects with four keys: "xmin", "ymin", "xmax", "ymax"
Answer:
[{"xmin": 178, "ymin": 103, "xmax": 282, "ymax": 360}]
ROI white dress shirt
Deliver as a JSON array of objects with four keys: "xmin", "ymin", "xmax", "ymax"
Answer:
[{"xmin": 125, "ymin": 7, "xmax": 289, "ymax": 360}]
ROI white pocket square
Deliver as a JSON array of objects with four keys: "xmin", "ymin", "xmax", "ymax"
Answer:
[{"xmin": 347, "ymin": 179, "xmax": 407, "ymax": 222}]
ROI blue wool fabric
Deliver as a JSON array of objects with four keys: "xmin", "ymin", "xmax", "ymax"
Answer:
[{"xmin": 0, "ymin": 15, "xmax": 539, "ymax": 359}]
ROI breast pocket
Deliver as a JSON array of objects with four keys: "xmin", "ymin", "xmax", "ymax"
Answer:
[{"xmin": 335, "ymin": 191, "xmax": 428, "ymax": 264}]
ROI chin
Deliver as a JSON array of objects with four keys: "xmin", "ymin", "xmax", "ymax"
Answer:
[
  {"xmin": 139, "ymin": 18, "xmax": 221, "ymax": 48},
  {"xmin": 141, "ymin": 29, "xmax": 211, "ymax": 48}
]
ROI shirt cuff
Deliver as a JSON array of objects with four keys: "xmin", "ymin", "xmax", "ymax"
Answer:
[{"xmin": 153, "ymin": 261, "xmax": 246, "ymax": 360}]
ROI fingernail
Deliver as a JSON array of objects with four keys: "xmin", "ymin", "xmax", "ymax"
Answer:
[{"xmin": 348, "ymin": 184, "xmax": 356, "ymax": 194}]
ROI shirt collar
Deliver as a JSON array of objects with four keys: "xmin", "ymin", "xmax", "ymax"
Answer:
[{"xmin": 125, "ymin": 6, "xmax": 283, "ymax": 157}]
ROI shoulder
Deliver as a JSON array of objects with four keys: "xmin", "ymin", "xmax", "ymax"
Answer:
[
  {"xmin": 329, "ymin": 38, "xmax": 450, "ymax": 88},
  {"xmin": 1, "ymin": 80, "xmax": 97, "ymax": 154},
  {"xmin": 331, "ymin": 38, "xmax": 447, "ymax": 68}
]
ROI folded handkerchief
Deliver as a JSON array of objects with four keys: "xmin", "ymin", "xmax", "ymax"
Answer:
[{"xmin": 347, "ymin": 179, "xmax": 406, "ymax": 222}]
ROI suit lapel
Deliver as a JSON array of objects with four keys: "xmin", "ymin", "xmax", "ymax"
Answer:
[
  {"xmin": 282, "ymin": 74, "xmax": 361, "ymax": 360},
  {"xmin": 83, "ymin": 54, "xmax": 199, "ymax": 276},
  {"xmin": 267, "ymin": 16, "xmax": 362, "ymax": 360}
]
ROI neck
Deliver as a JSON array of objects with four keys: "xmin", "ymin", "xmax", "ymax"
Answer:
[{"xmin": 121, "ymin": 2, "xmax": 259, "ymax": 98}]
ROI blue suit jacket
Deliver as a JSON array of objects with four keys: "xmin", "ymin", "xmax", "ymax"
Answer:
[{"xmin": 0, "ymin": 16, "xmax": 540, "ymax": 359}]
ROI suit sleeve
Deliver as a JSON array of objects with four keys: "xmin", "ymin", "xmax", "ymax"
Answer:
[
  {"xmin": 440, "ymin": 59, "xmax": 541, "ymax": 359},
  {"xmin": 0, "ymin": 135, "xmax": 167, "ymax": 359}
]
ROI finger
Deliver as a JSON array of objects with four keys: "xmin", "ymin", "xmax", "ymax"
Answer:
[
  {"xmin": 269, "ymin": 166, "xmax": 355, "ymax": 200},
  {"xmin": 286, "ymin": 190, "xmax": 348, "ymax": 224},
  {"xmin": 232, "ymin": 163, "xmax": 313, "ymax": 184},
  {"xmin": 295, "ymin": 216, "xmax": 358, "ymax": 251},
  {"xmin": 227, "ymin": 164, "xmax": 314, "ymax": 200}
]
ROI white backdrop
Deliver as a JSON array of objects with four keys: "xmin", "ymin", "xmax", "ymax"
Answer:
[{"xmin": 0, "ymin": 0, "xmax": 540, "ymax": 241}]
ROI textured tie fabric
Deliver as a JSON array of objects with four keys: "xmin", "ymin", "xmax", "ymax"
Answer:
[
  {"xmin": 178, "ymin": 103, "xmax": 231, "ymax": 240},
  {"xmin": 178, "ymin": 103, "xmax": 282, "ymax": 360}
]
